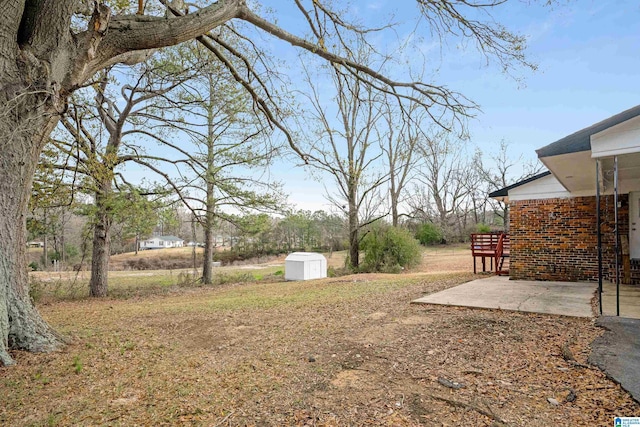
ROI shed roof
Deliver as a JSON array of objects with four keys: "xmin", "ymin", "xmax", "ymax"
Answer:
[
  {"xmin": 285, "ymin": 252, "xmax": 326, "ymax": 261},
  {"xmin": 536, "ymin": 104, "xmax": 640, "ymax": 158}
]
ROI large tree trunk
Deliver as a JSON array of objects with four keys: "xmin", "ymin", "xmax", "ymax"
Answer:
[
  {"xmin": 202, "ymin": 220, "xmax": 215, "ymax": 285},
  {"xmin": 202, "ymin": 179, "xmax": 216, "ymax": 285},
  {"xmin": 391, "ymin": 192, "xmax": 399, "ymax": 227},
  {"xmin": 0, "ymin": 0, "xmax": 241, "ymax": 365},
  {"xmin": 43, "ymin": 234, "xmax": 49, "ymax": 271},
  {"xmin": 89, "ymin": 183, "xmax": 112, "ymax": 297},
  {"xmin": 202, "ymin": 85, "xmax": 216, "ymax": 286},
  {"xmin": 0, "ymin": 96, "xmax": 64, "ymax": 365},
  {"xmin": 390, "ymin": 164, "xmax": 399, "ymax": 227},
  {"xmin": 348, "ymin": 193, "xmax": 359, "ymax": 269}
]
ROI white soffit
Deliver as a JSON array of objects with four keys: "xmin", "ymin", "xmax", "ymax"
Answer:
[
  {"xmin": 599, "ymin": 153, "xmax": 640, "ymax": 194},
  {"xmin": 508, "ymin": 173, "xmax": 596, "ymax": 201},
  {"xmin": 591, "ymin": 115, "xmax": 640, "ymax": 158},
  {"xmin": 539, "ymin": 151, "xmax": 596, "ymax": 193}
]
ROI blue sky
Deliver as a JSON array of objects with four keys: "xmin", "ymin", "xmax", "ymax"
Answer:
[
  {"xmin": 278, "ymin": 0, "xmax": 640, "ymax": 211},
  {"xmin": 113, "ymin": 1, "xmax": 639, "ymax": 214},
  {"xmin": 456, "ymin": 1, "xmax": 640, "ymax": 156}
]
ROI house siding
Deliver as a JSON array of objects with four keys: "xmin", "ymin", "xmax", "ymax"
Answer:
[
  {"xmin": 510, "ymin": 195, "xmax": 629, "ymax": 282},
  {"xmin": 139, "ymin": 236, "xmax": 184, "ymax": 250}
]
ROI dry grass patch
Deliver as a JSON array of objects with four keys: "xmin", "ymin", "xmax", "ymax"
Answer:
[
  {"xmin": 2, "ymin": 271, "xmax": 638, "ymax": 426},
  {"xmin": 29, "ymin": 265, "xmax": 286, "ymax": 302},
  {"xmin": 420, "ymin": 244, "xmax": 473, "ymax": 274}
]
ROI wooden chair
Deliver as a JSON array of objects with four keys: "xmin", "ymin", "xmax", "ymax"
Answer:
[{"xmin": 471, "ymin": 233, "xmax": 509, "ymax": 275}]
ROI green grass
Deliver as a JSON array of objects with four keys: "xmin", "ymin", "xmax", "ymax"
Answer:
[
  {"xmin": 30, "ymin": 265, "xmax": 288, "ymax": 302},
  {"xmin": 197, "ymin": 279, "xmax": 401, "ymax": 310},
  {"xmin": 72, "ymin": 355, "xmax": 83, "ymax": 374},
  {"xmin": 109, "ymin": 273, "xmax": 460, "ymax": 318},
  {"xmin": 29, "ymin": 245, "xmax": 466, "ymax": 304}
]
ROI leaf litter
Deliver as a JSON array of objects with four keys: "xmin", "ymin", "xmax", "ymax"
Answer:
[{"xmin": 0, "ymin": 266, "xmax": 637, "ymax": 426}]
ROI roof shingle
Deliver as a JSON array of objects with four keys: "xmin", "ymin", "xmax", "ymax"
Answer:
[{"xmin": 536, "ymin": 104, "xmax": 640, "ymax": 158}]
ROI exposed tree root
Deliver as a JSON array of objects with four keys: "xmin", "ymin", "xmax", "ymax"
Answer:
[
  {"xmin": 1, "ymin": 288, "xmax": 66, "ymax": 366},
  {"xmin": 424, "ymin": 392, "xmax": 507, "ymax": 425},
  {"xmin": 0, "ymin": 348, "xmax": 15, "ymax": 366}
]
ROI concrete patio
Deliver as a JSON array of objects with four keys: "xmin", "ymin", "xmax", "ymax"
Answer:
[
  {"xmin": 412, "ymin": 276, "xmax": 640, "ymax": 403},
  {"xmin": 412, "ymin": 276, "xmax": 640, "ymax": 319},
  {"xmin": 412, "ymin": 276, "xmax": 596, "ymax": 317},
  {"xmin": 601, "ymin": 281, "xmax": 640, "ymax": 319}
]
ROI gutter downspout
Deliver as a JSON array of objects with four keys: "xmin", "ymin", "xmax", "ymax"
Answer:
[
  {"xmin": 614, "ymin": 156, "xmax": 620, "ymax": 316},
  {"xmin": 596, "ymin": 159, "xmax": 603, "ymax": 315}
]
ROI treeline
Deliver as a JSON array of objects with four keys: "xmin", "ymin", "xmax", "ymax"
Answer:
[
  {"xmin": 27, "ymin": 199, "xmax": 510, "ymax": 272},
  {"xmin": 26, "ymin": 42, "xmax": 539, "ymax": 294}
]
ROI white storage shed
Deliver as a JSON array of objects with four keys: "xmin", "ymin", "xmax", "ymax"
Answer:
[{"xmin": 285, "ymin": 252, "xmax": 327, "ymax": 281}]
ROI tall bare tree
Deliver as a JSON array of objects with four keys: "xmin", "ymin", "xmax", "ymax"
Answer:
[
  {"xmin": 302, "ymin": 55, "xmax": 388, "ymax": 269},
  {"xmin": 0, "ymin": 0, "xmax": 537, "ymax": 364},
  {"xmin": 379, "ymin": 99, "xmax": 424, "ymax": 226},
  {"xmin": 477, "ymin": 140, "xmax": 543, "ymax": 229},
  {"xmin": 409, "ymin": 132, "xmax": 474, "ymax": 239},
  {"xmin": 49, "ymin": 59, "xmax": 196, "ymax": 296}
]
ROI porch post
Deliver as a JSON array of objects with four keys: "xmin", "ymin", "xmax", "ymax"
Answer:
[
  {"xmin": 596, "ymin": 159, "xmax": 603, "ymax": 315},
  {"xmin": 614, "ymin": 155, "xmax": 620, "ymax": 316}
]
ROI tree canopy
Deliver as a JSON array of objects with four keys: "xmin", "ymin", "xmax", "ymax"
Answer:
[{"xmin": 0, "ymin": 0, "xmax": 538, "ymax": 365}]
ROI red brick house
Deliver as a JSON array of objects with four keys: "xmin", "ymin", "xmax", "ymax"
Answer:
[{"xmin": 490, "ymin": 105, "xmax": 640, "ymax": 285}]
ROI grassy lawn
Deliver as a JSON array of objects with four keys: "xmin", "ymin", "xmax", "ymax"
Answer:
[
  {"xmin": 29, "ymin": 265, "xmax": 287, "ymax": 302},
  {"xmin": 28, "ymin": 245, "xmax": 465, "ymax": 302},
  {"xmin": 2, "ymin": 267, "xmax": 638, "ymax": 426}
]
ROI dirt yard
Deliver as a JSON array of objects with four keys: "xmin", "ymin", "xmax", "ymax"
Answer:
[{"xmin": 2, "ymin": 247, "xmax": 638, "ymax": 426}]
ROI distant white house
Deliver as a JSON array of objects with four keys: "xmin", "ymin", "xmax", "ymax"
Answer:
[
  {"xmin": 186, "ymin": 236, "xmax": 228, "ymax": 248},
  {"xmin": 139, "ymin": 235, "xmax": 184, "ymax": 250}
]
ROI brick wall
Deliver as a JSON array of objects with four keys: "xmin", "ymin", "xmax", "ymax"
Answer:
[{"xmin": 509, "ymin": 195, "xmax": 628, "ymax": 282}]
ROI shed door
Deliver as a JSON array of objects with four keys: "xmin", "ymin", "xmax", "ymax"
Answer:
[
  {"xmin": 309, "ymin": 260, "xmax": 321, "ymax": 278},
  {"xmin": 630, "ymin": 191, "xmax": 640, "ymax": 259}
]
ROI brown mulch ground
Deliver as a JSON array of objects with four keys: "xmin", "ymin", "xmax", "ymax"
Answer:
[{"xmin": 2, "ymin": 252, "xmax": 638, "ymax": 426}]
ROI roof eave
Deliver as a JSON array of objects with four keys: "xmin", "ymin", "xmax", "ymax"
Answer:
[
  {"xmin": 488, "ymin": 171, "xmax": 552, "ymax": 200},
  {"xmin": 536, "ymin": 104, "xmax": 640, "ymax": 159}
]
